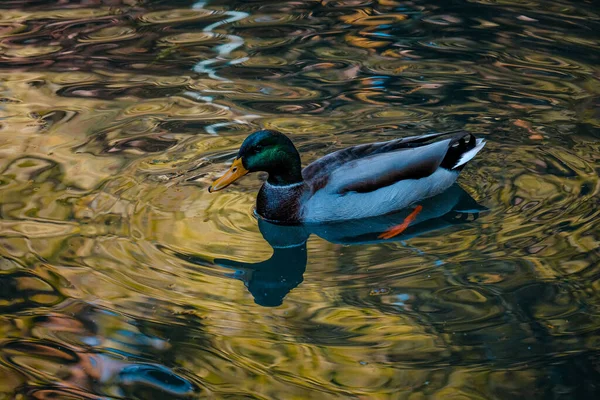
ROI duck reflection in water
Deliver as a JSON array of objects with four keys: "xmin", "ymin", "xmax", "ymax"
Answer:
[{"xmin": 180, "ymin": 185, "xmax": 486, "ymax": 307}]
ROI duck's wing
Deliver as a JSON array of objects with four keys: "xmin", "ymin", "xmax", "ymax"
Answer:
[{"xmin": 302, "ymin": 130, "xmax": 483, "ymax": 194}]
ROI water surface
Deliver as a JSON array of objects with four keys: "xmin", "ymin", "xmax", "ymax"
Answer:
[{"xmin": 0, "ymin": 0, "xmax": 599, "ymax": 398}]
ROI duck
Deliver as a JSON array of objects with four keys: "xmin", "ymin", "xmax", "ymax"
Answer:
[{"xmin": 208, "ymin": 129, "xmax": 485, "ymax": 227}]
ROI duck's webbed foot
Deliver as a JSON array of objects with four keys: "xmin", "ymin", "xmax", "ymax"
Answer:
[{"xmin": 378, "ymin": 205, "xmax": 423, "ymax": 240}]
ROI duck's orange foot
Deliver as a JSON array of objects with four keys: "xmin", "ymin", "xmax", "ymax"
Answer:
[{"xmin": 378, "ymin": 205, "xmax": 423, "ymax": 240}]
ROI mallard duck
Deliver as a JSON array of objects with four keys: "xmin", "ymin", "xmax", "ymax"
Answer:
[{"xmin": 208, "ymin": 129, "xmax": 485, "ymax": 225}]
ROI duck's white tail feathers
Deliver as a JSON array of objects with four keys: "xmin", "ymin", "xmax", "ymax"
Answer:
[{"xmin": 453, "ymin": 138, "xmax": 485, "ymax": 169}]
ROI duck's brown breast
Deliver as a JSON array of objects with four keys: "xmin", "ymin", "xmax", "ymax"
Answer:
[{"xmin": 256, "ymin": 182, "xmax": 307, "ymax": 223}]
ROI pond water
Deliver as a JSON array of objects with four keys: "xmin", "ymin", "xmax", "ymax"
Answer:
[{"xmin": 1, "ymin": 0, "xmax": 599, "ymax": 398}]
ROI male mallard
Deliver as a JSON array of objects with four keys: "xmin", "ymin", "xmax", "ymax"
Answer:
[{"xmin": 208, "ymin": 129, "xmax": 485, "ymax": 226}]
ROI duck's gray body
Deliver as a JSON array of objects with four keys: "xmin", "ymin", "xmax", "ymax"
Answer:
[{"xmin": 257, "ymin": 130, "xmax": 485, "ymax": 223}]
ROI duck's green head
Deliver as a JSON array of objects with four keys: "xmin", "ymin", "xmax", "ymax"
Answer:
[{"xmin": 209, "ymin": 130, "xmax": 302, "ymax": 192}]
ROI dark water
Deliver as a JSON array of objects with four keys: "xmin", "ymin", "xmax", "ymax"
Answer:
[{"xmin": 1, "ymin": 0, "xmax": 599, "ymax": 398}]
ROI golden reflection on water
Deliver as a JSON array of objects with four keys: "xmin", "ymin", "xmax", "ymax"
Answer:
[{"xmin": 1, "ymin": 0, "xmax": 600, "ymax": 398}]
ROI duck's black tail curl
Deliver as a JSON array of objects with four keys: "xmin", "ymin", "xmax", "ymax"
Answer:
[{"xmin": 440, "ymin": 132, "xmax": 485, "ymax": 170}]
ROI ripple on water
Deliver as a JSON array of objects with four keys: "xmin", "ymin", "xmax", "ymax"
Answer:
[
  {"xmin": 313, "ymin": 45, "xmax": 370, "ymax": 61},
  {"xmin": 236, "ymin": 24, "xmax": 316, "ymax": 40},
  {"xmin": 0, "ymin": 299, "xmax": 203, "ymax": 398},
  {"xmin": 138, "ymin": 9, "xmax": 223, "ymax": 24},
  {"xmin": 0, "ymin": 9, "xmax": 111, "ymax": 22},
  {"xmin": 419, "ymin": 37, "xmax": 481, "ymax": 53},
  {"xmin": 48, "ymin": 72, "xmax": 101, "ymax": 85},
  {"xmin": 262, "ymin": 116, "xmax": 347, "ymax": 135},
  {"xmin": 234, "ymin": 13, "xmax": 303, "ymax": 27},
  {"xmin": 159, "ymin": 31, "xmax": 227, "ymax": 45},
  {"xmin": 80, "ymin": 26, "xmax": 139, "ymax": 42},
  {"xmin": 322, "ymin": 0, "xmax": 375, "ymax": 8},
  {"xmin": 119, "ymin": 97, "xmax": 233, "ymax": 119},
  {"xmin": 1, "ymin": 0, "xmax": 600, "ymax": 398},
  {"xmin": 0, "ymin": 268, "xmax": 66, "ymax": 313},
  {"xmin": 366, "ymin": 59, "xmax": 476, "ymax": 76},
  {"xmin": 2, "ymin": 44, "xmax": 61, "ymax": 58},
  {"xmin": 190, "ymin": 79, "xmax": 323, "ymax": 101},
  {"xmin": 0, "ymin": 22, "xmax": 29, "ymax": 38},
  {"xmin": 490, "ymin": 54, "xmax": 590, "ymax": 81},
  {"xmin": 239, "ymin": 55, "xmax": 292, "ymax": 68},
  {"xmin": 339, "ymin": 10, "xmax": 408, "ymax": 25}
]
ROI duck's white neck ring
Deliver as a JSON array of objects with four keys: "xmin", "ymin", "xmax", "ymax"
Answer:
[{"xmin": 264, "ymin": 181, "xmax": 304, "ymax": 189}]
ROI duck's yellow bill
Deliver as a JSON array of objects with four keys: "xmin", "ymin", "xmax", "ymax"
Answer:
[{"xmin": 208, "ymin": 158, "xmax": 248, "ymax": 192}]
